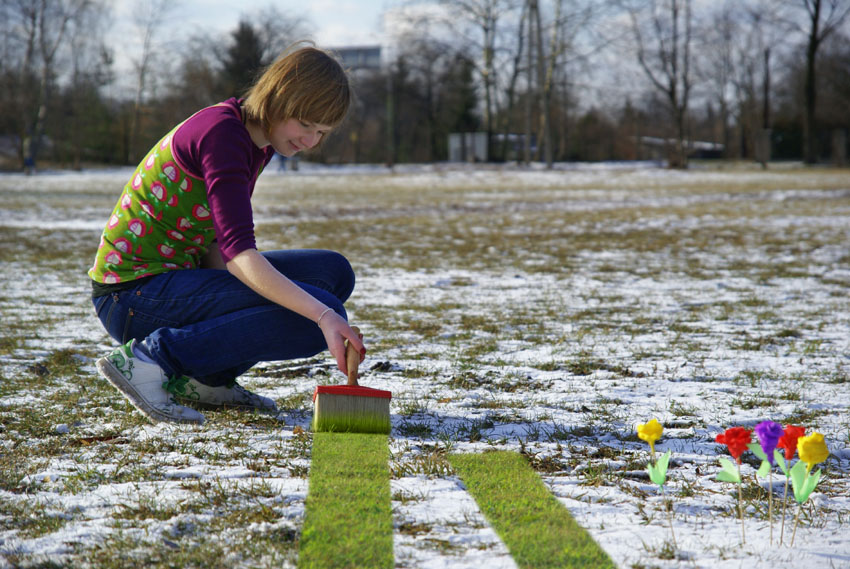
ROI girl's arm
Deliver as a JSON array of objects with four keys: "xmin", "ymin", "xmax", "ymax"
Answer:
[{"xmin": 225, "ymin": 248, "xmax": 364, "ymax": 374}]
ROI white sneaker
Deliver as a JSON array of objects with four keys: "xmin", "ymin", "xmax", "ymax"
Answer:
[
  {"xmin": 164, "ymin": 376, "xmax": 278, "ymax": 412},
  {"xmin": 96, "ymin": 340, "xmax": 205, "ymax": 425}
]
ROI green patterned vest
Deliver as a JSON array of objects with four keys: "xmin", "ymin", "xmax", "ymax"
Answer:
[{"xmin": 89, "ymin": 125, "xmax": 215, "ymax": 284}]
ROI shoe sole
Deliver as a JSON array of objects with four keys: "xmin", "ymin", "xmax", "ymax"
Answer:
[
  {"xmin": 175, "ymin": 396, "xmax": 278, "ymax": 413},
  {"xmin": 96, "ymin": 357, "xmax": 204, "ymax": 425}
]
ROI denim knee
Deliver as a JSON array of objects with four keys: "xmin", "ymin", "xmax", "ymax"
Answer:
[
  {"xmin": 328, "ymin": 251, "xmax": 355, "ymax": 302},
  {"xmin": 261, "ymin": 249, "xmax": 355, "ymax": 301}
]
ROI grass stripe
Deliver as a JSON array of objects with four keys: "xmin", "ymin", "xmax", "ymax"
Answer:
[
  {"xmin": 298, "ymin": 433, "xmax": 393, "ymax": 569},
  {"xmin": 449, "ymin": 451, "xmax": 616, "ymax": 569}
]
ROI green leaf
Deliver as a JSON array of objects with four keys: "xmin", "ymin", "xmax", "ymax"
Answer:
[
  {"xmin": 774, "ymin": 450, "xmax": 788, "ymax": 475},
  {"xmin": 790, "ymin": 460, "xmax": 808, "ymax": 503},
  {"xmin": 647, "ymin": 464, "xmax": 665, "ymax": 487},
  {"xmin": 717, "ymin": 457, "xmax": 741, "ymax": 483},
  {"xmin": 647, "ymin": 451, "xmax": 671, "ymax": 487},
  {"xmin": 798, "ymin": 469, "xmax": 822, "ymax": 504},
  {"xmin": 717, "ymin": 471, "xmax": 740, "ymax": 483},
  {"xmin": 757, "ymin": 460, "xmax": 771, "ymax": 478},
  {"xmin": 656, "ymin": 451, "xmax": 671, "ymax": 478},
  {"xmin": 748, "ymin": 442, "xmax": 768, "ymax": 462}
]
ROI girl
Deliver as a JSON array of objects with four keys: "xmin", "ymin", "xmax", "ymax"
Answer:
[{"xmin": 89, "ymin": 45, "xmax": 364, "ymax": 425}]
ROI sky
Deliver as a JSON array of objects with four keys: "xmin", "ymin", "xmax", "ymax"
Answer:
[
  {"xmin": 106, "ymin": 0, "xmax": 397, "ymax": 93},
  {"xmin": 109, "ymin": 0, "xmax": 393, "ymax": 49}
]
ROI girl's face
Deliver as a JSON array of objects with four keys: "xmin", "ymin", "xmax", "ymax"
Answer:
[{"xmin": 267, "ymin": 118, "xmax": 332, "ymax": 157}]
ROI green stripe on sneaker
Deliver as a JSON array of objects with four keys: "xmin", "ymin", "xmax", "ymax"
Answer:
[
  {"xmin": 298, "ymin": 433, "xmax": 393, "ymax": 569},
  {"xmin": 449, "ymin": 451, "xmax": 616, "ymax": 569}
]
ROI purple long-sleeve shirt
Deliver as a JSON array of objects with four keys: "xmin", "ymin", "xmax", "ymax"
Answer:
[{"xmin": 172, "ymin": 97, "xmax": 275, "ymax": 263}]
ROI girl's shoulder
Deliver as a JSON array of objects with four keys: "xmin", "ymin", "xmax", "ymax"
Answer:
[
  {"xmin": 173, "ymin": 98, "xmax": 255, "ymax": 176},
  {"xmin": 182, "ymin": 98, "xmax": 244, "ymax": 136}
]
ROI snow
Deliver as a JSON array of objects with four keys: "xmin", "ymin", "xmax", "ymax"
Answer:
[{"xmin": 1, "ymin": 163, "xmax": 848, "ymax": 568}]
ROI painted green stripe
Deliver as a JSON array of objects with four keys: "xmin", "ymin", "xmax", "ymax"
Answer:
[
  {"xmin": 449, "ymin": 451, "xmax": 616, "ymax": 569},
  {"xmin": 298, "ymin": 433, "xmax": 393, "ymax": 569}
]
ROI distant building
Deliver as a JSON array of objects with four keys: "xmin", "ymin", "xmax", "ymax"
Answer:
[
  {"xmin": 334, "ymin": 46, "xmax": 381, "ymax": 70},
  {"xmin": 448, "ymin": 132, "xmax": 488, "ymax": 162},
  {"xmin": 638, "ymin": 136, "xmax": 725, "ymax": 160}
]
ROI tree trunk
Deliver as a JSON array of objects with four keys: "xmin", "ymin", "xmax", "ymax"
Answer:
[
  {"xmin": 537, "ymin": 0, "xmax": 561, "ymax": 169},
  {"xmin": 500, "ymin": 1, "xmax": 527, "ymax": 162},
  {"xmin": 524, "ymin": 0, "xmax": 534, "ymax": 165},
  {"xmin": 482, "ymin": 12, "xmax": 495, "ymax": 161},
  {"xmin": 803, "ymin": 2, "xmax": 820, "ymax": 164}
]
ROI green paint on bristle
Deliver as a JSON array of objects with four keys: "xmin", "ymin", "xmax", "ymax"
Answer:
[
  {"xmin": 312, "ymin": 391, "xmax": 391, "ymax": 434},
  {"xmin": 312, "ymin": 412, "xmax": 391, "ymax": 434}
]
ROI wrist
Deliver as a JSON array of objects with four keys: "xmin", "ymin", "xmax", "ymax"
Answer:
[{"xmin": 316, "ymin": 307, "xmax": 334, "ymax": 326}]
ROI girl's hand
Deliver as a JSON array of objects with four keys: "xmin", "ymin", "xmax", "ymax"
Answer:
[{"xmin": 318, "ymin": 311, "xmax": 366, "ymax": 375}]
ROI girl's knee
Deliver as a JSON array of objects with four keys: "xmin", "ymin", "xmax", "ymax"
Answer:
[{"xmin": 328, "ymin": 251, "xmax": 355, "ymax": 295}]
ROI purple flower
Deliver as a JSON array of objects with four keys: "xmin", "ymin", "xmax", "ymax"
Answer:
[{"xmin": 754, "ymin": 420, "xmax": 784, "ymax": 465}]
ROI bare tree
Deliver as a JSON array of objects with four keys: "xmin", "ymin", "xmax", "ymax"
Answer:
[
  {"xmin": 252, "ymin": 5, "xmax": 312, "ymax": 61},
  {"xmin": 128, "ymin": 0, "xmax": 177, "ymax": 162},
  {"xmin": 625, "ymin": 0, "xmax": 694, "ymax": 168},
  {"xmin": 703, "ymin": 4, "xmax": 736, "ymax": 158},
  {"xmin": 393, "ymin": 18, "xmax": 457, "ymax": 161},
  {"xmin": 66, "ymin": 3, "xmax": 111, "ymax": 169},
  {"xmin": 499, "ymin": 0, "xmax": 528, "ymax": 162},
  {"xmin": 7, "ymin": 0, "xmax": 93, "ymax": 171},
  {"xmin": 784, "ymin": 0, "xmax": 850, "ymax": 163},
  {"xmin": 528, "ymin": 0, "xmax": 552, "ymax": 165},
  {"xmin": 442, "ymin": 0, "xmax": 521, "ymax": 158}
]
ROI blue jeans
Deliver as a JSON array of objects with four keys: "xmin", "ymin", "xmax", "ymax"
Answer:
[{"xmin": 92, "ymin": 250, "xmax": 354, "ymax": 387}]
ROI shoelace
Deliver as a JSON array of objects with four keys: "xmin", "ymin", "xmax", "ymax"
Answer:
[{"xmin": 162, "ymin": 375, "xmax": 191, "ymax": 396}]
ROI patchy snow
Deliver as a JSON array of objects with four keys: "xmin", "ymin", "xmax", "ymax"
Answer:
[{"xmin": 1, "ymin": 163, "xmax": 849, "ymax": 568}]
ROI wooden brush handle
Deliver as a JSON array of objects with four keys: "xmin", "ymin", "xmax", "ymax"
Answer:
[{"xmin": 344, "ymin": 326, "xmax": 363, "ymax": 386}]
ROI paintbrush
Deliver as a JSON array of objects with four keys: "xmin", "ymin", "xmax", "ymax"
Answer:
[{"xmin": 312, "ymin": 326, "xmax": 391, "ymax": 433}]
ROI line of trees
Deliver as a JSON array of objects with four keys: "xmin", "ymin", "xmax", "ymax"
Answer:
[{"xmin": 1, "ymin": 0, "xmax": 849, "ymax": 171}]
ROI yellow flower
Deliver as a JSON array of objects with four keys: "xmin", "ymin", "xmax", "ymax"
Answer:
[
  {"xmin": 637, "ymin": 419, "xmax": 663, "ymax": 454},
  {"xmin": 797, "ymin": 432, "xmax": 829, "ymax": 472}
]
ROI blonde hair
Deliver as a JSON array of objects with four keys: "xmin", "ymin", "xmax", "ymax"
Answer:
[{"xmin": 243, "ymin": 44, "xmax": 350, "ymax": 137}]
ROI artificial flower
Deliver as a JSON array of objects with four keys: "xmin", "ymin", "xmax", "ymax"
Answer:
[
  {"xmin": 749, "ymin": 420, "xmax": 784, "ymax": 545},
  {"xmin": 797, "ymin": 432, "xmax": 829, "ymax": 472},
  {"xmin": 637, "ymin": 418, "xmax": 663, "ymax": 454},
  {"xmin": 777, "ymin": 425, "xmax": 806, "ymax": 461},
  {"xmin": 715, "ymin": 427, "xmax": 752, "ymax": 463},
  {"xmin": 637, "ymin": 418, "xmax": 676, "ymax": 548},
  {"xmin": 754, "ymin": 420, "xmax": 784, "ymax": 465},
  {"xmin": 788, "ymin": 432, "xmax": 829, "ymax": 546}
]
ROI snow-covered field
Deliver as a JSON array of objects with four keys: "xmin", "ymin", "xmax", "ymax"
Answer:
[{"xmin": 1, "ymin": 162, "xmax": 849, "ymax": 568}]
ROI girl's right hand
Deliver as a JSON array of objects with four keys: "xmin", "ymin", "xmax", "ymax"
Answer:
[{"xmin": 318, "ymin": 311, "xmax": 366, "ymax": 376}]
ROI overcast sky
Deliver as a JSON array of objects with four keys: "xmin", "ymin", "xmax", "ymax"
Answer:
[
  {"xmin": 109, "ymin": 0, "xmax": 393, "ymax": 48},
  {"xmin": 104, "ymin": 0, "xmax": 401, "ymax": 96}
]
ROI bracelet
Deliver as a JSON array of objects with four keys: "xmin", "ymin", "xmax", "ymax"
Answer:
[{"xmin": 316, "ymin": 307, "xmax": 333, "ymax": 326}]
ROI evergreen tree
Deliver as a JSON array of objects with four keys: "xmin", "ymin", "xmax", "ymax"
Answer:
[{"xmin": 220, "ymin": 20, "xmax": 266, "ymax": 97}]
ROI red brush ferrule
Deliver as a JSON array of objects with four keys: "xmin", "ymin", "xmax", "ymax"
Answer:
[{"xmin": 313, "ymin": 385, "xmax": 392, "ymax": 402}]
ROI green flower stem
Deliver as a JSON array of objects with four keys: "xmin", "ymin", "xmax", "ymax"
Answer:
[
  {"xmin": 768, "ymin": 470, "xmax": 773, "ymax": 545},
  {"xmin": 737, "ymin": 462, "xmax": 746, "ymax": 545},
  {"xmin": 780, "ymin": 475, "xmax": 790, "ymax": 545},
  {"xmin": 791, "ymin": 501, "xmax": 802, "ymax": 547},
  {"xmin": 664, "ymin": 487, "xmax": 677, "ymax": 550}
]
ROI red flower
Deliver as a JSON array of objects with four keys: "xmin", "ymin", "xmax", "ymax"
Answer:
[
  {"xmin": 715, "ymin": 427, "xmax": 752, "ymax": 463},
  {"xmin": 776, "ymin": 425, "xmax": 806, "ymax": 461}
]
